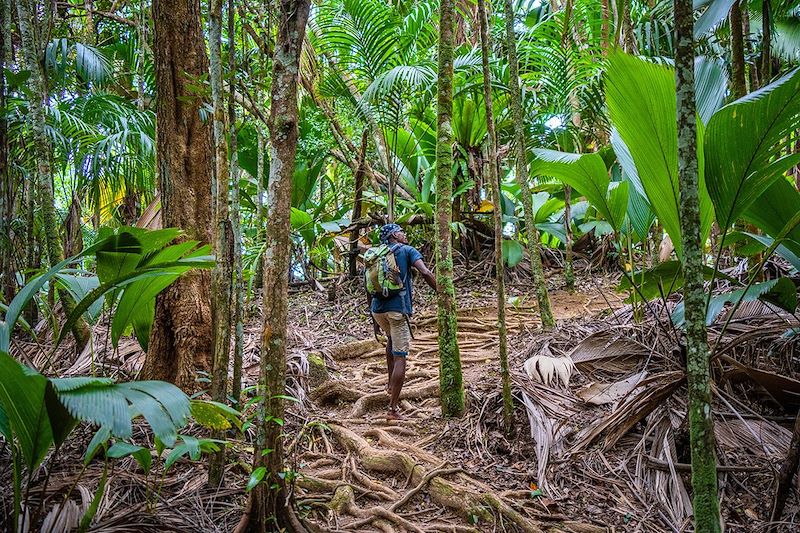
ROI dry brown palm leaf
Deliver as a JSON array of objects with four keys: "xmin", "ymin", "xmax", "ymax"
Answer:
[
  {"xmin": 720, "ymin": 354, "xmax": 800, "ymax": 410},
  {"xmin": 568, "ymin": 330, "xmax": 652, "ymax": 374},
  {"xmin": 571, "ymin": 371, "xmax": 684, "ymax": 452},
  {"xmin": 715, "ymin": 417, "xmax": 791, "ymax": 458},
  {"xmin": 633, "ymin": 407, "xmax": 691, "ymax": 528},
  {"xmin": 577, "ymin": 371, "xmax": 648, "ymax": 406}
]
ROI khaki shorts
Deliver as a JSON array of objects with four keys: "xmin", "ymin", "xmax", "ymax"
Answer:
[{"xmin": 372, "ymin": 311, "xmax": 411, "ymax": 357}]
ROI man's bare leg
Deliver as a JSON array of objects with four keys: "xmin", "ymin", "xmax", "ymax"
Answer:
[
  {"xmin": 385, "ymin": 337, "xmax": 393, "ymax": 395},
  {"xmin": 387, "ymin": 356, "xmax": 406, "ymax": 420}
]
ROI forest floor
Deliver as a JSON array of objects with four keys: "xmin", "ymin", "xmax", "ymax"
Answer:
[{"xmin": 3, "ymin": 264, "xmax": 799, "ymax": 532}]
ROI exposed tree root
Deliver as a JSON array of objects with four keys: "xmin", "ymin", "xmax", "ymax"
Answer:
[
  {"xmin": 328, "ymin": 424, "xmax": 546, "ymax": 532},
  {"xmin": 326, "ymin": 339, "xmax": 383, "ymax": 360},
  {"xmin": 350, "ymin": 381, "xmax": 439, "ymax": 417},
  {"xmin": 329, "ymin": 485, "xmax": 424, "ymax": 533},
  {"xmin": 312, "ymin": 380, "xmax": 364, "ymax": 405},
  {"xmin": 326, "ymin": 424, "xmax": 608, "ymax": 532}
]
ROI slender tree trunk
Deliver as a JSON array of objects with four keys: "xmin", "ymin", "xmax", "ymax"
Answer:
[
  {"xmin": 622, "ymin": 0, "xmax": 638, "ymax": 54},
  {"xmin": 769, "ymin": 413, "xmax": 800, "ymax": 529},
  {"xmin": 207, "ymin": 0, "xmax": 234, "ymax": 487},
  {"xmin": 23, "ymin": 173, "xmax": 36, "ymax": 325},
  {"xmin": 434, "ymin": 0, "xmax": 465, "ymax": 418},
  {"xmin": 253, "ymin": 128, "xmax": 265, "ymax": 289},
  {"xmin": 16, "ymin": 0, "xmax": 59, "ymax": 269},
  {"xmin": 349, "ymin": 130, "xmax": 369, "ymax": 278},
  {"xmin": 502, "ymin": 0, "xmax": 555, "ymax": 330},
  {"xmin": 0, "ymin": 0, "xmax": 13, "ymax": 302},
  {"xmin": 729, "ymin": 0, "xmax": 747, "ymax": 99},
  {"xmin": 675, "ymin": 0, "xmax": 721, "ymax": 530},
  {"xmin": 17, "ymin": 0, "xmax": 90, "ymax": 349},
  {"xmin": 600, "ymin": 0, "xmax": 610, "ymax": 54},
  {"xmin": 478, "ymin": 0, "xmax": 511, "ymax": 431},
  {"xmin": 246, "ymin": 0, "xmax": 311, "ymax": 529},
  {"xmin": 742, "ymin": 2, "xmax": 758, "ymax": 90},
  {"xmin": 229, "ymin": 0, "xmax": 245, "ymax": 410},
  {"xmin": 143, "ymin": 0, "xmax": 214, "ymax": 391},
  {"xmin": 564, "ymin": 185, "xmax": 575, "ymax": 292},
  {"xmin": 760, "ymin": 0, "xmax": 771, "ymax": 84}
]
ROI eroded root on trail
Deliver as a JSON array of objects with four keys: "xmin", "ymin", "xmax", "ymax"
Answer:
[{"xmin": 293, "ymin": 423, "xmax": 605, "ymax": 533}]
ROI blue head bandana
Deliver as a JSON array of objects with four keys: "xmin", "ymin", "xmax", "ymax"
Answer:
[{"xmin": 380, "ymin": 223, "xmax": 402, "ymax": 244}]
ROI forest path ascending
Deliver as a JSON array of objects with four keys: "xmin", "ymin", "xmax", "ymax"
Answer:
[{"xmin": 296, "ymin": 304, "xmax": 607, "ymax": 533}]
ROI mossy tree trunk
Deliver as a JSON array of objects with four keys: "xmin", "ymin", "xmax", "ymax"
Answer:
[
  {"xmin": 478, "ymin": 0, "xmax": 512, "ymax": 431},
  {"xmin": 229, "ymin": 0, "xmax": 245, "ymax": 409},
  {"xmin": 435, "ymin": 0, "xmax": 465, "ymax": 417},
  {"xmin": 0, "ymin": 0, "xmax": 13, "ymax": 302},
  {"xmin": 502, "ymin": 0, "xmax": 555, "ymax": 330},
  {"xmin": 675, "ymin": 0, "xmax": 721, "ymax": 530},
  {"xmin": 143, "ymin": 0, "xmax": 214, "ymax": 390},
  {"xmin": 16, "ymin": 0, "xmax": 90, "ymax": 350},
  {"xmin": 245, "ymin": 0, "xmax": 311, "ymax": 529},
  {"xmin": 208, "ymin": 0, "xmax": 234, "ymax": 486}
]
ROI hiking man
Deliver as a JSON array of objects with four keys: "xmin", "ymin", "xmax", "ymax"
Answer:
[{"xmin": 366, "ymin": 223, "xmax": 436, "ymax": 420}]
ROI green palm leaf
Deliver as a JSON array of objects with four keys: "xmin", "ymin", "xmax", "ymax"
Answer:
[
  {"xmin": 532, "ymin": 148, "xmax": 628, "ymax": 232},
  {"xmin": 605, "ymin": 52, "xmax": 715, "ymax": 257},
  {"xmin": 704, "ymin": 68, "xmax": 800, "ymax": 230}
]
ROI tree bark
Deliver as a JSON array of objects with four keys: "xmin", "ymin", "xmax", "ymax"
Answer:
[
  {"xmin": 435, "ymin": 0, "xmax": 465, "ymax": 418},
  {"xmin": 143, "ymin": 0, "xmax": 214, "ymax": 391},
  {"xmin": 207, "ymin": 0, "xmax": 234, "ymax": 487},
  {"xmin": 769, "ymin": 413, "xmax": 800, "ymax": 529},
  {"xmin": 253, "ymin": 127, "xmax": 266, "ymax": 289},
  {"xmin": 0, "ymin": 0, "xmax": 13, "ymax": 302},
  {"xmin": 229, "ymin": 0, "xmax": 245, "ymax": 411},
  {"xmin": 760, "ymin": 0, "xmax": 771, "ymax": 84},
  {"xmin": 17, "ymin": 0, "xmax": 90, "ymax": 350},
  {"xmin": 16, "ymin": 0, "xmax": 60, "ymax": 269},
  {"xmin": 478, "ymin": 0, "xmax": 511, "ymax": 431},
  {"xmin": 245, "ymin": 0, "xmax": 311, "ymax": 529},
  {"xmin": 349, "ymin": 130, "xmax": 369, "ymax": 278},
  {"xmin": 502, "ymin": 0, "xmax": 555, "ymax": 330},
  {"xmin": 564, "ymin": 185, "xmax": 575, "ymax": 291},
  {"xmin": 729, "ymin": 0, "xmax": 747, "ymax": 99},
  {"xmin": 675, "ymin": 0, "xmax": 721, "ymax": 531}
]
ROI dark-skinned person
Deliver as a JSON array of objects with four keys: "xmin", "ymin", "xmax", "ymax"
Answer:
[{"xmin": 365, "ymin": 223, "xmax": 436, "ymax": 420}]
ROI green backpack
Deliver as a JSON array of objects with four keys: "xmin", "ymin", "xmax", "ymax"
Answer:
[{"xmin": 364, "ymin": 244, "xmax": 405, "ymax": 299}]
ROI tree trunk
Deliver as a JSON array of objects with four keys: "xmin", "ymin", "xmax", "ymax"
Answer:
[
  {"xmin": 435, "ymin": 0, "xmax": 465, "ymax": 418},
  {"xmin": 349, "ymin": 130, "xmax": 369, "ymax": 278},
  {"xmin": 600, "ymin": 0, "xmax": 610, "ymax": 54},
  {"xmin": 502, "ymin": 0, "xmax": 555, "ymax": 330},
  {"xmin": 478, "ymin": 0, "xmax": 511, "ymax": 431},
  {"xmin": 729, "ymin": 0, "xmax": 747, "ymax": 99},
  {"xmin": 675, "ymin": 0, "xmax": 721, "ymax": 531},
  {"xmin": 17, "ymin": 0, "xmax": 90, "ymax": 350},
  {"xmin": 142, "ymin": 0, "xmax": 214, "ymax": 391},
  {"xmin": 0, "ymin": 0, "xmax": 13, "ymax": 302},
  {"xmin": 16, "ymin": 0, "xmax": 60, "ymax": 269},
  {"xmin": 245, "ymin": 0, "xmax": 311, "ymax": 529},
  {"xmin": 229, "ymin": 0, "xmax": 245, "ymax": 411},
  {"xmin": 253, "ymin": 128, "xmax": 265, "ymax": 289},
  {"xmin": 769, "ymin": 413, "xmax": 800, "ymax": 529},
  {"xmin": 564, "ymin": 185, "xmax": 575, "ymax": 292},
  {"xmin": 760, "ymin": 0, "xmax": 771, "ymax": 84},
  {"xmin": 207, "ymin": 0, "xmax": 234, "ymax": 487}
]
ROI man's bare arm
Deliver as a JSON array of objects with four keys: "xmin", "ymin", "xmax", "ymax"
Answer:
[{"xmin": 412, "ymin": 259, "xmax": 437, "ymax": 291}]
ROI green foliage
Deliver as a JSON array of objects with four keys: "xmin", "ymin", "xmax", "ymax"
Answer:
[
  {"xmin": 606, "ymin": 52, "xmax": 715, "ymax": 257},
  {"xmin": 671, "ymin": 278, "xmax": 798, "ymax": 327},
  {"xmin": 533, "ymin": 149, "xmax": 628, "ymax": 232},
  {"xmin": 704, "ymin": 68, "xmax": 800, "ymax": 230}
]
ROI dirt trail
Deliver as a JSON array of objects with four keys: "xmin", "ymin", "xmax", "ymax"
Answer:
[{"xmin": 294, "ymin": 292, "xmax": 614, "ymax": 532}]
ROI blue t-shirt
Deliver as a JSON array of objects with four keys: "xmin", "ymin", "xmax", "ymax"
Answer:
[{"xmin": 371, "ymin": 244, "xmax": 423, "ymax": 315}]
